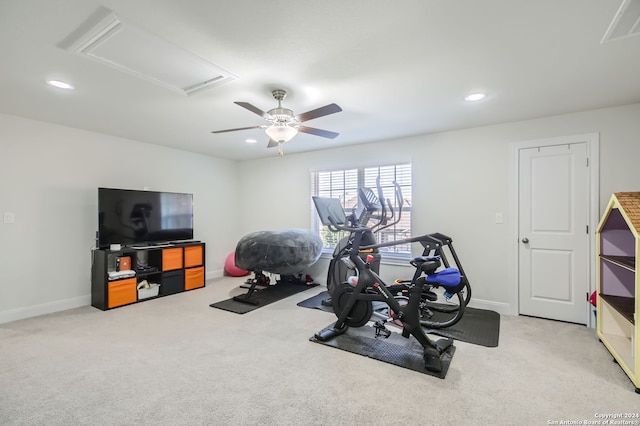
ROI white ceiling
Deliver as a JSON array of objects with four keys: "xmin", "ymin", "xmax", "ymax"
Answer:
[{"xmin": 1, "ymin": 0, "xmax": 639, "ymax": 161}]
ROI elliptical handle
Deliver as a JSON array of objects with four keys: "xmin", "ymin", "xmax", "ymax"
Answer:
[
  {"xmin": 376, "ymin": 176, "xmax": 387, "ymax": 224},
  {"xmin": 327, "ymin": 214, "xmax": 370, "ymax": 233},
  {"xmin": 375, "ymin": 180, "xmax": 404, "ymax": 233},
  {"xmin": 392, "ymin": 180, "xmax": 404, "ymax": 224}
]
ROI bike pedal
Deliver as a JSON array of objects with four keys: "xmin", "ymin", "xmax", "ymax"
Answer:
[
  {"xmin": 373, "ymin": 322, "xmax": 391, "ymax": 339},
  {"xmin": 421, "ymin": 309, "xmax": 434, "ymax": 319},
  {"xmin": 423, "ymin": 291, "xmax": 438, "ymax": 302}
]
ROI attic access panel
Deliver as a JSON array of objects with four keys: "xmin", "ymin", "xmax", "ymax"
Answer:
[
  {"xmin": 61, "ymin": 8, "xmax": 236, "ymax": 95},
  {"xmin": 601, "ymin": 0, "xmax": 640, "ymax": 43}
]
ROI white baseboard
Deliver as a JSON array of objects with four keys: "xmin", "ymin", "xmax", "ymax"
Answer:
[
  {"xmin": 0, "ymin": 295, "xmax": 91, "ymax": 325},
  {"xmin": 0, "ymin": 275, "xmax": 512, "ymax": 324},
  {"xmin": 206, "ymin": 269, "xmax": 224, "ymax": 280},
  {"xmin": 1, "ymin": 269, "xmax": 224, "ymax": 325}
]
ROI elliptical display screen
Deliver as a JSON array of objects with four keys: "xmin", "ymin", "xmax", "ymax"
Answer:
[
  {"xmin": 312, "ymin": 196, "xmax": 347, "ymax": 227},
  {"xmin": 98, "ymin": 188, "xmax": 193, "ymax": 248}
]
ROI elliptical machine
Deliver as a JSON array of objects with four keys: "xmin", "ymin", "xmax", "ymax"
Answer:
[
  {"xmin": 323, "ymin": 179, "xmax": 471, "ymax": 330},
  {"xmin": 311, "ymin": 196, "xmax": 462, "ymax": 373},
  {"xmin": 324, "ymin": 177, "xmax": 401, "ymax": 303}
]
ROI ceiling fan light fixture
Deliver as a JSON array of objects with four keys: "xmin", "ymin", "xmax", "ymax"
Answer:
[
  {"xmin": 212, "ymin": 89, "xmax": 342, "ymax": 147},
  {"xmin": 265, "ymin": 125, "xmax": 298, "ymax": 143}
]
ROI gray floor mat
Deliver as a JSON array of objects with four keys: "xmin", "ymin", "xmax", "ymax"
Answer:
[
  {"xmin": 211, "ymin": 281, "xmax": 318, "ymax": 314},
  {"xmin": 310, "ymin": 323, "xmax": 455, "ymax": 378},
  {"xmin": 299, "ymin": 290, "xmax": 500, "ymax": 347}
]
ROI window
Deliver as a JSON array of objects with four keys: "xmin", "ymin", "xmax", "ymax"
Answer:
[{"xmin": 311, "ymin": 163, "xmax": 412, "ymax": 258}]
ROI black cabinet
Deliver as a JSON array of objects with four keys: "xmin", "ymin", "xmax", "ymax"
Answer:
[
  {"xmin": 160, "ymin": 270, "xmax": 184, "ymax": 296},
  {"xmin": 91, "ymin": 242, "xmax": 205, "ymax": 310}
]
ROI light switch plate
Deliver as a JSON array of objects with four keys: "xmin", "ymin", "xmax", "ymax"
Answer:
[{"xmin": 4, "ymin": 212, "xmax": 15, "ymax": 224}]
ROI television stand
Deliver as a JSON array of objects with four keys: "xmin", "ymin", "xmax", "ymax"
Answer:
[
  {"xmin": 129, "ymin": 243, "xmax": 174, "ymax": 249},
  {"xmin": 91, "ymin": 242, "xmax": 206, "ymax": 310},
  {"xmin": 130, "ymin": 244, "xmax": 169, "ymax": 249}
]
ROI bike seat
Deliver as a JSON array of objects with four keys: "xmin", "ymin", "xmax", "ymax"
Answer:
[{"xmin": 425, "ymin": 267, "xmax": 461, "ymax": 288}]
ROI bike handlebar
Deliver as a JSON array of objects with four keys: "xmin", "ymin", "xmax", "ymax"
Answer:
[{"xmin": 361, "ymin": 233, "xmax": 443, "ymax": 251}]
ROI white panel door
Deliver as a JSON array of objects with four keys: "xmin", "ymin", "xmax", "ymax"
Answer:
[{"xmin": 518, "ymin": 143, "xmax": 589, "ymax": 324}]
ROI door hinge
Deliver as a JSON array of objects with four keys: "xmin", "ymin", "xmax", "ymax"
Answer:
[
  {"xmin": 586, "ymin": 292, "xmax": 589, "ymax": 301},
  {"xmin": 586, "ymin": 157, "xmax": 589, "ymax": 167},
  {"xmin": 586, "ymin": 225, "xmax": 589, "ymax": 234}
]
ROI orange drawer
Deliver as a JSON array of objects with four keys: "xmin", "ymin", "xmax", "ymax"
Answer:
[
  {"xmin": 185, "ymin": 266, "xmax": 205, "ymax": 290},
  {"xmin": 162, "ymin": 248, "xmax": 183, "ymax": 271},
  {"xmin": 108, "ymin": 278, "xmax": 137, "ymax": 308},
  {"xmin": 184, "ymin": 245, "xmax": 203, "ymax": 268}
]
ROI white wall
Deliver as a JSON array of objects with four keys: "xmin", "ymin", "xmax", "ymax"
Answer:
[
  {"xmin": 2, "ymin": 103, "xmax": 639, "ymax": 323},
  {"xmin": 237, "ymin": 103, "xmax": 640, "ymax": 315},
  {"xmin": 0, "ymin": 113, "xmax": 242, "ymax": 323}
]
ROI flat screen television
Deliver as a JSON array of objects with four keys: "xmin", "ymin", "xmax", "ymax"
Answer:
[{"xmin": 98, "ymin": 188, "xmax": 193, "ymax": 248}]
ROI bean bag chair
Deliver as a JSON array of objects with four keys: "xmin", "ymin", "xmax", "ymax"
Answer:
[{"xmin": 235, "ymin": 229, "xmax": 323, "ymax": 275}]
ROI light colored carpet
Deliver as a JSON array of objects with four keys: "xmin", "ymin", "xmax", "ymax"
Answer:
[{"xmin": 1, "ymin": 277, "xmax": 637, "ymax": 425}]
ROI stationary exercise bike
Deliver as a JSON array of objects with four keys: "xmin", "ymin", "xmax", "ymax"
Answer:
[{"xmin": 311, "ymin": 197, "xmax": 463, "ymax": 372}]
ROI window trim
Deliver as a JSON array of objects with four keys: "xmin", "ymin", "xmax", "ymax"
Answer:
[{"xmin": 311, "ymin": 163, "xmax": 412, "ymax": 260}]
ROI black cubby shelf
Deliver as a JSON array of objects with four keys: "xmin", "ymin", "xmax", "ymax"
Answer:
[{"xmin": 91, "ymin": 242, "xmax": 205, "ymax": 311}]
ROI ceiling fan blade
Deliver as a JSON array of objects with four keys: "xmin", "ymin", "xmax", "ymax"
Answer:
[
  {"xmin": 211, "ymin": 125, "xmax": 263, "ymax": 134},
  {"xmin": 297, "ymin": 103, "xmax": 342, "ymax": 122},
  {"xmin": 267, "ymin": 138, "xmax": 279, "ymax": 148},
  {"xmin": 298, "ymin": 126, "xmax": 339, "ymax": 139},
  {"xmin": 234, "ymin": 102, "xmax": 273, "ymax": 119}
]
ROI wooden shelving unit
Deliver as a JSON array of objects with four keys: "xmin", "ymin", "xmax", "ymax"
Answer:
[{"xmin": 596, "ymin": 192, "xmax": 639, "ymax": 394}]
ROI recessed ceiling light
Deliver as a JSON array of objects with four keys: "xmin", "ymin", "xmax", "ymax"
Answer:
[
  {"xmin": 47, "ymin": 80, "xmax": 75, "ymax": 90},
  {"xmin": 465, "ymin": 93, "xmax": 486, "ymax": 102},
  {"xmin": 245, "ymin": 138, "xmax": 257, "ymax": 144}
]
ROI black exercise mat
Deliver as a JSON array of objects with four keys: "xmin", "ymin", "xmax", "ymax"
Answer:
[
  {"xmin": 423, "ymin": 306, "xmax": 500, "ymax": 348},
  {"xmin": 296, "ymin": 290, "xmax": 333, "ymax": 312},
  {"xmin": 310, "ymin": 324, "xmax": 455, "ymax": 379},
  {"xmin": 211, "ymin": 281, "xmax": 319, "ymax": 314},
  {"xmin": 298, "ymin": 290, "xmax": 500, "ymax": 347}
]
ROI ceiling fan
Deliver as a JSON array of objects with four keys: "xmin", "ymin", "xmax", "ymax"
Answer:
[{"xmin": 211, "ymin": 89, "xmax": 342, "ymax": 155}]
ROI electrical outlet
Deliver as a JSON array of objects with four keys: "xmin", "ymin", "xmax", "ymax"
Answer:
[
  {"xmin": 4, "ymin": 212, "xmax": 15, "ymax": 224},
  {"xmin": 495, "ymin": 212, "xmax": 504, "ymax": 224}
]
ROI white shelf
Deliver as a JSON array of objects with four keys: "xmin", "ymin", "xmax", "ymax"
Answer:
[{"xmin": 600, "ymin": 297, "xmax": 635, "ymax": 373}]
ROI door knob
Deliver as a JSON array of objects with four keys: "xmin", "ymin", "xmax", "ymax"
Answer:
[{"xmin": 522, "ymin": 238, "xmax": 529, "ymax": 244}]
